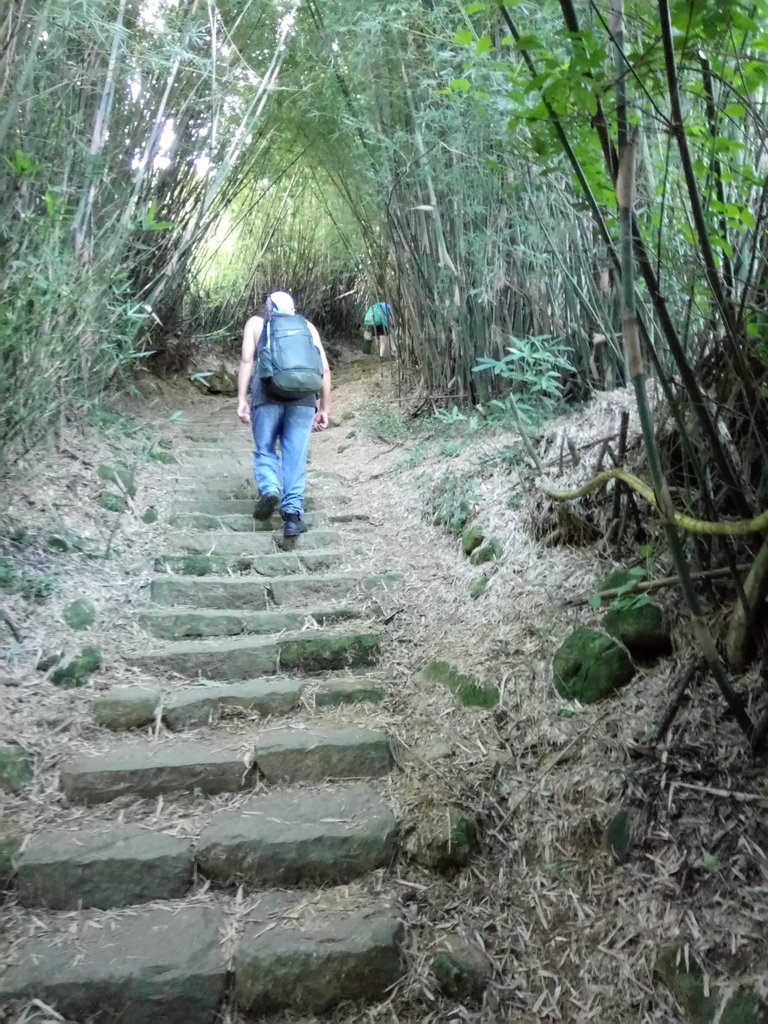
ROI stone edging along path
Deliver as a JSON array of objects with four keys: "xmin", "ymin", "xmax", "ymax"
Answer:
[{"xmin": 0, "ymin": 419, "xmax": 407, "ymax": 1023}]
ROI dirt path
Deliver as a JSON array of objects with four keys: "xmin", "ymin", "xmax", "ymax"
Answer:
[{"xmin": 1, "ymin": 358, "xmax": 765, "ymax": 1023}]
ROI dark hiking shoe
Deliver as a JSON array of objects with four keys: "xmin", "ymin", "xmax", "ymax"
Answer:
[
  {"xmin": 253, "ymin": 493, "xmax": 279, "ymax": 520},
  {"xmin": 283, "ymin": 512, "xmax": 308, "ymax": 538}
]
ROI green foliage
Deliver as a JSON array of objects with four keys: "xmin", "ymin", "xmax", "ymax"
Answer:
[
  {"xmin": 428, "ymin": 470, "xmax": 479, "ymax": 535},
  {"xmin": 473, "ymin": 335, "xmax": 574, "ymax": 428}
]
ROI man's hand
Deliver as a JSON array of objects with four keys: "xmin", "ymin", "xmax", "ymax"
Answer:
[
  {"xmin": 313, "ymin": 410, "xmax": 329, "ymax": 432},
  {"xmin": 237, "ymin": 398, "xmax": 251, "ymax": 424}
]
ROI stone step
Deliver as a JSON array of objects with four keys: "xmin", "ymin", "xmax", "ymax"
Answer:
[
  {"xmin": 125, "ymin": 630, "xmax": 379, "ymax": 679},
  {"xmin": 173, "ymin": 496, "xmax": 319, "ymax": 516},
  {"xmin": 138, "ymin": 605, "xmax": 361, "ymax": 640},
  {"xmin": 149, "ymin": 574, "xmax": 359, "ymax": 610},
  {"xmin": 14, "ymin": 824, "xmax": 193, "ymax": 910},
  {"xmin": 168, "ymin": 512, "xmax": 325, "ymax": 532},
  {"xmin": 61, "ymin": 726, "xmax": 393, "ymax": 803},
  {"xmin": 153, "ymin": 549, "xmax": 343, "ymax": 576},
  {"xmin": 172, "ymin": 529, "xmax": 342, "ymax": 555},
  {"xmin": 92, "ymin": 676, "xmax": 387, "ymax": 731},
  {"xmin": 197, "ymin": 784, "xmax": 396, "ymax": 888},
  {"xmin": 0, "ymin": 904, "xmax": 228, "ymax": 1024},
  {"xmin": 0, "ymin": 899, "xmax": 402, "ymax": 1021}
]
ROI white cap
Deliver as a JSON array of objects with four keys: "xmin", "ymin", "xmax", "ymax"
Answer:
[{"xmin": 268, "ymin": 291, "xmax": 295, "ymax": 314}]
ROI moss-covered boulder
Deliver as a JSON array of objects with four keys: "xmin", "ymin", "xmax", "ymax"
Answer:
[
  {"xmin": 654, "ymin": 946, "xmax": 768, "ymax": 1024},
  {"xmin": 470, "ymin": 539, "xmax": 502, "ymax": 565},
  {"xmin": 604, "ymin": 809, "xmax": 633, "ymax": 864},
  {"xmin": 97, "ymin": 463, "xmax": 136, "ymax": 497},
  {"xmin": 416, "ymin": 659, "xmax": 498, "ymax": 708},
  {"xmin": 462, "ymin": 524, "xmax": 485, "ymax": 555},
  {"xmin": 51, "ymin": 646, "xmax": 102, "ymax": 688},
  {"xmin": 603, "ymin": 601, "xmax": 672, "ymax": 660},
  {"xmin": 63, "ymin": 598, "xmax": 96, "ymax": 631},
  {"xmin": 190, "ymin": 367, "xmax": 238, "ymax": 396},
  {"xmin": 553, "ymin": 628, "xmax": 635, "ymax": 704},
  {"xmin": 142, "ymin": 506, "xmax": 158, "ymax": 524},
  {"xmin": 469, "ymin": 577, "xmax": 489, "ymax": 599},
  {"xmin": 405, "ymin": 807, "xmax": 476, "ymax": 872},
  {"xmin": 432, "ymin": 934, "xmax": 492, "ymax": 1004},
  {"xmin": 0, "ymin": 745, "xmax": 34, "ymax": 792},
  {"xmin": 99, "ymin": 491, "xmax": 127, "ymax": 513}
]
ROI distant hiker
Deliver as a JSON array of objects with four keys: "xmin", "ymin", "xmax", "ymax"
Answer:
[
  {"xmin": 364, "ymin": 301, "xmax": 396, "ymax": 359},
  {"xmin": 237, "ymin": 291, "xmax": 331, "ymax": 538}
]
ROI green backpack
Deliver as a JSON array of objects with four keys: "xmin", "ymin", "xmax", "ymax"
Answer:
[{"xmin": 256, "ymin": 312, "xmax": 324, "ymax": 399}]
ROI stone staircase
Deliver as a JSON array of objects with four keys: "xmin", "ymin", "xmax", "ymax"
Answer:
[{"xmin": 0, "ymin": 432, "xmax": 404, "ymax": 1022}]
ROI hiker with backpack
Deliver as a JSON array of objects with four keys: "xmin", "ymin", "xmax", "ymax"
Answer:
[
  {"xmin": 363, "ymin": 301, "xmax": 396, "ymax": 359},
  {"xmin": 236, "ymin": 291, "xmax": 330, "ymax": 538}
]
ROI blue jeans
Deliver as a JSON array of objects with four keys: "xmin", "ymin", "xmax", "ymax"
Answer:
[{"xmin": 251, "ymin": 402, "xmax": 315, "ymax": 516}]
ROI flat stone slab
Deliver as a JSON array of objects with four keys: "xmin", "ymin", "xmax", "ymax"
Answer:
[
  {"xmin": 169, "ymin": 512, "xmax": 324, "ymax": 532},
  {"xmin": 163, "ymin": 679, "xmax": 303, "ymax": 730},
  {"xmin": 197, "ymin": 784, "xmax": 396, "ymax": 887},
  {"xmin": 234, "ymin": 903, "xmax": 403, "ymax": 1014},
  {"xmin": 15, "ymin": 825, "xmax": 192, "ymax": 909},
  {"xmin": 153, "ymin": 551, "xmax": 342, "ymax": 576},
  {"xmin": 0, "ymin": 904, "xmax": 227, "ymax": 1024},
  {"xmin": 150, "ymin": 576, "xmax": 270, "ymax": 610},
  {"xmin": 315, "ymin": 677, "xmax": 386, "ymax": 707},
  {"xmin": 139, "ymin": 607, "xmax": 310, "ymax": 639},
  {"xmin": 173, "ymin": 497, "xmax": 318, "ymax": 515},
  {"xmin": 270, "ymin": 574, "xmax": 359, "ymax": 606},
  {"xmin": 61, "ymin": 741, "xmax": 252, "ymax": 803},
  {"xmin": 93, "ymin": 686, "xmax": 159, "ymax": 730},
  {"xmin": 173, "ymin": 530, "xmax": 342, "ymax": 556},
  {"xmin": 127, "ymin": 631, "xmax": 379, "ymax": 680},
  {"xmin": 253, "ymin": 726, "xmax": 392, "ymax": 783}
]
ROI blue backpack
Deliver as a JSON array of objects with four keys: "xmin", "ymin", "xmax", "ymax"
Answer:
[{"xmin": 256, "ymin": 312, "xmax": 324, "ymax": 399}]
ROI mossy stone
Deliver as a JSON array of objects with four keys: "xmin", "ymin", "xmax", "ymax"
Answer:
[
  {"xmin": 362, "ymin": 571, "xmax": 404, "ymax": 592},
  {"xmin": 461, "ymin": 524, "xmax": 485, "ymax": 555},
  {"xmin": 100, "ymin": 491, "xmax": 127, "ymax": 513},
  {"xmin": 63, "ymin": 598, "xmax": 96, "ymax": 631},
  {"xmin": 604, "ymin": 809, "xmax": 632, "ymax": 864},
  {"xmin": 97, "ymin": 463, "xmax": 136, "ymax": 497},
  {"xmin": 470, "ymin": 539, "xmax": 502, "ymax": 565},
  {"xmin": 407, "ymin": 807, "xmax": 476, "ymax": 872},
  {"xmin": 142, "ymin": 506, "xmax": 158, "ymax": 524},
  {"xmin": 51, "ymin": 646, "xmax": 102, "ymax": 688},
  {"xmin": 0, "ymin": 745, "xmax": 34, "ymax": 792},
  {"xmin": 416, "ymin": 659, "xmax": 498, "ymax": 708},
  {"xmin": 603, "ymin": 601, "xmax": 672, "ymax": 660},
  {"xmin": 0, "ymin": 827, "xmax": 20, "ymax": 886},
  {"xmin": 432, "ymin": 935, "xmax": 491, "ymax": 1004},
  {"xmin": 46, "ymin": 534, "xmax": 71, "ymax": 553},
  {"xmin": 553, "ymin": 628, "xmax": 635, "ymax": 704},
  {"xmin": 147, "ymin": 450, "xmax": 176, "ymax": 464},
  {"xmin": 469, "ymin": 577, "xmax": 489, "ymax": 599},
  {"xmin": 654, "ymin": 946, "xmax": 768, "ymax": 1024}
]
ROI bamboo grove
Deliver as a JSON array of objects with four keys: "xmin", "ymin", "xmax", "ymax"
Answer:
[{"xmin": 3, "ymin": 1, "xmax": 768, "ymax": 734}]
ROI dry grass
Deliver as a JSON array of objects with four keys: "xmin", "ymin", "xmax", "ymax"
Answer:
[{"xmin": 2, "ymin": 361, "xmax": 767, "ymax": 1023}]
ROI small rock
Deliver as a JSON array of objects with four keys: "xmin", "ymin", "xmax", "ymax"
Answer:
[
  {"xmin": 0, "ymin": 745, "xmax": 34, "ymax": 792},
  {"xmin": 51, "ymin": 646, "xmax": 102, "ymax": 688},
  {"xmin": 603, "ymin": 601, "xmax": 672, "ymax": 660},
  {"xmin": 362, "ymin": 571, "xmax": 404, "ymax": 592},
  {"xmin": 432, "ymin": 934, "xmax": 491, "ymax": 1004},
  {"xmin": 654, "ymin": 946, "xmax": 768, "ymax": 1024},
  {"xmin": 100, "ymin": 491, "xmax": 127, "ymax": 513},
  {"xmin": 97, "ymin": 463, "xmax": 136, "ymax": 497},
  {"xmin": 416, "ymin": 660, "xmax": 498, "ymax": 709},
  {"xmin": 406, "ymin": 807, "xmax": 476, "ymax": 872},
  {"xmin": 46, "ymin": 534, "xmax": 71, "ymax": 553},
  {"xmin": 469, "ymin": 577, "xmax": 489, "ymax": 599},
  {"xmin": 604, "ymin": 809, "xmax": 632, "ymax": 864},
  {"xmin": 63, "ymin": 598, "xmax": 96, "ymax": 631},
  {"xmin": 37, "ymin": 652, "xmax": 63, "ymax": 672},
  {"xmin": 553, "ymin": 628, "xmax": 635, "ymax": 704},
  {"xmin": 0, "ymin": 831, "xmax": 20, "ymax": 886},
  {"xmin": 142, "ymin": 506, "xmax": 158, "ymax": 524},
  {"xmin": 462, "ymin": 524, "xmax": 485, "ymax": 555},
  {"xmin": 470, "ymin": 539, "xmax": 502, "ymax": 565}
]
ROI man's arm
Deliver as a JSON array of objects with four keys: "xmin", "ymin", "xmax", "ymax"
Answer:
[
  {"xmin": 237, "ymin": 315, "xmax": 262, "ymax": 423},
  {"xmin": 308, "ymin": 322, "xmax": 331, "ymax": 431}
]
